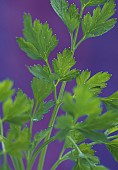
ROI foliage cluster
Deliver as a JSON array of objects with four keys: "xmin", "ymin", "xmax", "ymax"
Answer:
[{"xmin": 0, "ymin": 0, "xmax": 117, "ymax": 169}]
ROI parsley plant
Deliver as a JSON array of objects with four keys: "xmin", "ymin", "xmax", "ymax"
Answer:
[{"xmin": 0, "ymin": 0, "xmax": 117, "ymax": 169}]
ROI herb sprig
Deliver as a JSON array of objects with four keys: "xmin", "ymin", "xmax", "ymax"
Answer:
[{"xmin": 0, "ymin": 0, "xmax": 117, "ymax": 169}]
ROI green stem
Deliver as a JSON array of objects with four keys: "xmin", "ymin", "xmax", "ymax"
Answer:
[
  {"xmin": 51, "ymin": 157, "xmax": 68, "ymax": 170},
  {"xmin": 38, "ymin": 103, "xmax": 60, "ymax": 170},
  {"xmin": 54, "ymin": 84, "xmax": 57, "ymax": 101},
  {"xmin": 11, "ymin": 156, "xmax": 25, "ymax": 170},
  {"xmin": 58, "ymin": 81, "xmax": 66, "ymax": 102},
  {"xmin": 75, "ymin": 36, "xmax": 86, "ymax": 50},
  {"xmin": 46, "ymin": 59, "xmax": 57, "ymax": 101},
  {"xmin": 59, "ymin": 144, "xmax": 65, "ymax": 159},
  {"xmin": 0, "ymin": 119, "xmax": 7, "ymax": 169},
  {"xmin": 27, "ymin": 136, "xmax": 56, "ymax": 170},
  {"xmin": 67, "ymin": 136, "xmax": 82, "ymax": 155},
  {"xmin": 27, "ymin": 103, "xmax": 38, "ymax": 162},
  {"xmin": 73, "ymin": 5, "xmax": 84, "ymax": 49}
]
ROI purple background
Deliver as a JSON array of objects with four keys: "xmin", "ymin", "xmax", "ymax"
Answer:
[{"xmin": 0, "ymin": 0, "xmax": 118, "ymax": 169}]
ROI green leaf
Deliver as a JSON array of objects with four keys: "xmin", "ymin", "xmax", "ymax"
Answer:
[
  {"xmin": 33, "ymin": 100, "xmax": 55, "ymax": 121},
  {"xmin": 30, "ymin": 129, "xmax": 50, "ymax": 152},
  {"xmin": 77, "ymin": 109, "xmax": 118, "ymax": 143},
  {"xmin": 105, "ymin": 126, "xmax": 118, "ymax": 136},
  {"xmin": 62, "ymin": 86, "xmax": 101, "ymax": 120},
  {"xmin": 55, "ymin": 115, "xmax": 74, "ymax": 140},
  {"xmin": 51, "ymin": 0, "xmax": 80, "ymax": 34},
  {"xmin": 102, "ymin": 91, "xmax": 118, "ymax": 111},
  {"xmin": 80, "ymin": 0, "xmax": 108, "ymax": 7},
  {"xmin": 31, "ymin": 78, "xmax": 53, "ymax": 106},
  {"xmin": 3, "ymin": 89, "xmax": 33, "ymax": 125},
  {"xmin": 5, "ymin": 126, "xmax": 30, "ymax": 157},
  {"xmin": 76, "ymin": 70, "xmax": 90, "ymax": 86},
  {"xmin": 60, "ymin": 69, "xmax": 80, "ymax": 82},
  {"xmin": 28, "ymin": 64, "xmax": 58, "ymax": 82},
  {"xmin": 106, "ymin": 139, "xmax": 118, "ymax": 162},
  {"xmin": 78, "ymin": 127, "xmax": 108, "ymax": 142},
  {"xmin": 71, "ymin": 143, "xmax": 99, "ymax": 170},
  {"xmin": 0, "ymin": 80, "xmax": 14, "ymax": 102},
  {"xmin": 17, "ymin": 13, "xmax": 58, "ymax": 61},
  {"xmin": 65, "ymin": 128, "xmax": 85, "ymax": 148},
  {"xmin": 52, "ymin": 49, "xmax": 78, "ymax": 82},
  {"xmin": 82, "ymin": 0, "xmax": 116, "ymax": 38},
  {"xmin": 86, "ymin": 72, "xmax": 111, "ymax": 94},
  {"xmin": 82, "ymin": 110, "xmax": 118, "ymax": 131},
  {"xmin": 76, "ymin": 70, "xmax": 111, "ymax": 94}
]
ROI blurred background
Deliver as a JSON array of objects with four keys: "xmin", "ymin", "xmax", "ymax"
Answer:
[{"xmin": 0, "ymin": 0, "xmax": 118, "ymax": 169}]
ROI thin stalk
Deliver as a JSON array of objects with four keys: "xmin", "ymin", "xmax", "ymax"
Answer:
[
  {"xmin": 67, "ymin": 136, "xmax": 82, "ymax": 155},
  {"xmin": 27, "ymin": 136, "xmax": 56, "ymax": 170},
  {"xmin": 38, "ymin": 103, "xmax": 60, "ymax": 170},
  {"xmin": 11, "ymin": 156, "xmax": 25, "ymax": 170},
  {"xmin": 59, "ymin": 144, "xmax": 65, "ymax": 159},
  {"xmin": 75, "ymin": 36, "xmax": 86, "ymax": 50},
  {"xmin": 58, "ymin": 81, "xmax": 66, "ymax": 102},
  {"xmin": 27, "ymin": 103, "xmax": 38, "ymax": 162},
  {"xmin": 0, "ymin": 119, "xmax": 7, "ymax": 169},
  {"xmin": 46, "ymin": 59, "xmax": 57, "ymax": 101},
  {"xmin": 54, "ymin": 84, "xmax": 57, "ymax": 101},
  {"xmin": 73, "ymin": 5, "xmax": 84, "ymax": 48},
  {"xmin": 51, "ymin": 157, "xmax": 68, "ymax": 170}
]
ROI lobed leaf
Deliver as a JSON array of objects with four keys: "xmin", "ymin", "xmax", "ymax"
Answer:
[
  {"xmin": 31, "ymin": 78, "xmax": 53, "ymax": 106},
  {"xmin": 3, "ymin": 89, "xmax": 33, "ymax": 125},
  {"xmin": 82, "ymin": 0, "xmax": 116, "ymax": 38},
  {"xmin": 52, "ymin": 49, "xmax": 79, "ymax": 82},
  {"xmin": 30, "ymin": 129, "xmax": 50, "ymax": 153},
  {"xmin": 0, "ymin": 80, "xmax": 14, "ymax": 103},
  {"xmin": 71, "ymin": 143, "xmax": 100, "ymax": 170},
  {"xmin": 76, "ymin": 70, "xmax": 111, "ymax": 94},
  {"xmin": 106, "ymin": 139, "xmax": 118, "ymax": 162},
  {"xmin": 102, "ymin": 91, "xmax": 118, "ymax": 111},
  {"xmin": 33, "ymin": 100, "xmax": 55, "ymax": 121},
  {"xmin": 62, "ymin": 86, "xmax": 101, "ymax": 120},
  {"xmin": 5, "ymin": 126, "xmax": 31, "ymax": 158},
  {"xmin": 17, "ymin": 13, "xmax": 58, "ymax": 61},
  {"xmin": 80, "ymin": 0, "xmax": 108, "ymax": 7},
  {"xmin": 55, "ymin": 115, "xmax": 74, "ymax": 140},
  {"xmin": 28, "ymin": 64, "xmax": 58, "ymax": 82},
  {"xmin": 51, "ymin": 0, "xmax": 80, "ymax": 34}
]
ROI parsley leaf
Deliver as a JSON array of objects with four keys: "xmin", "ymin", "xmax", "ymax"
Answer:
[
  {"xmin": 31, "ymin": 78, "xmax": 53, "ymax": 106},
  {"xmin": 17, "ymin": 13, "xmax": 58, "ymax": 61},
  {"xmin": 33, "ymin": 100, "xmax": 55, "ymax": 121},
  {"xmin": 102, "ymin": 91, "xmax": 118, "ymax": 111},
  {"xmin": 51, "ymin": 0, "xmax": 80, "ymax": 34},
  {"xmin": 55, "ymin": 115, "xmax": 74, "ymax": 140},
  {"xmin": 28, "ymin": 64, "xmax": 57, "ymax": 82},
  {"xmin": 71, "ymin": 143, "xmax": 100, "ymax": 170},
  {"xmin": 62, "ymin": 86, "xmax": 101, "ymax": 120},
  {"xmin": 3, "ymin": 90, "xmax": 33, "ymax": 125},
  {"xmin": 30, "ymin": 128, "xmax": 50, "ymax": 153},
  {"xmin": 76, "ymin": 70, "xmax": 111, "ymax": 94},
  {"xmin": 106, "ymin": 139, "xmax": 118, "ymax": 162},
  {"xmin": 82, "ymin": 0, "xmax": 116, "ymax": 38},
  {"xmin": 52, "ymin": 49, "xmax": 80, "ymax": 82},
  {"xmin": 0, "ymin": 80, "xmax": 14, "ymax": 102},
  {"xmin": 80, "ymin": 0, "xmax": 108, "ymax": 7},
  {"xmin": 5, "ymin": 126, "xmax": 30, "ymax": 158}
]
